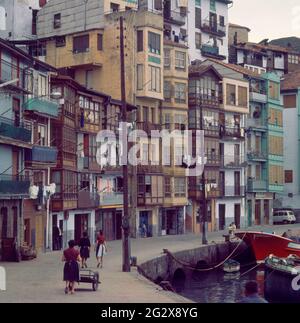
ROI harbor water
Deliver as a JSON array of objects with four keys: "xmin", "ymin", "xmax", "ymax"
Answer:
[{"xmin": 178, "ymin": 266, "xmax": 266, "ymax": 303}]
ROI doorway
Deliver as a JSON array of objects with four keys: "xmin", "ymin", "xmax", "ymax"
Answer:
[
  {"xmin": 255, "ymin": 200, "xmax": 261, "ymax": 225},
  {"xmin": 234, "ymin": 204, "xmax": 241, "ymax": 229},
  {"xmin": 115, "ymin": 211, "xmax": 122, "ymax": 240},
  {"xmin": 218, "ymin": 204, "xmax": 226, "ymax": 230},
  {"xmin": 24, "ymin": 219, "xmax": 30, "ymax": 245},
  {"xmin": 75, "ymin": 214, "xmax": 88, "ymax": 245},
  {"xmin": 264, "ymin": 200, "xmax": 270, "ymax": 225}
]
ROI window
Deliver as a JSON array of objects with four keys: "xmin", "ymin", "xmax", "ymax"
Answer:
[
  {"xmin": 219, "ymin": 15, "xmax": 225, "ymax": 27},
  {"xmin": 148, "ymin": 65, "xmax": 161, "ymax": 92},
  {"xmin": 55, "ymin": 36, "xmax": 66, "ymax": 47},
  {"xmin": 32, "ymin": 9, "xmax": 38, "ymax": 35},
  {"xmin": 268, "ymin": 135, "xmax": 283, "ymax": 155},
  {"xmin": 148, "ymin": 32, "xmax": 161, "ymax": 54},
  {"xmin": 288, "ymin": 55, "xmax": 299, "ymax": 64},
  {"xmin": 210, "ymin": 0, "xmax": 216, "ymax": 11},
  {"xmin": 137, "ymin": 64, "xmax": 143, "ymax": 90},
  {"xmin": 269, "ymin": 165, "xmax": 284, "ymax": 185},
  {"xmin": 73, "ymin": 34, "xmax": 89, "ymax": 53},
  {"xmin": 195, "ymin": 8, "xmax": 202, "ymax": 29},
  {"xmin": 38, "ymin": 74, "xmax": 48, "ymax": 97},
  {"xmin": 111, "ymin": 3, "xmax": 119, "ymax": 12},
  {"xmin": 175, "ymin": 51, "xmax": 186, "ymax": 69},
  {"xmin": 165, "ymin": 177, "xmax": 171, "ymax": 197},
  {"xmin": 226, "ymin": 84, "xmax": 236, "ymax": 105},
  {"xmin": 53, "ymin": 13, "xmax": 61, "ymax": 29},
  {"xmin": 38, "ymin": 124, "xmax": 47, "ymax": 146},
  {"xmin": 268, "ymin": 108, "xmax": 283, "ymax": 126},
  {"xmin": 97, "ymin": 34, "xmax": 103, "ymax": 50},
  {"xmin": 174, "ymin": 178, "xmax": 186, "ymax": 197},
  {"xmin": 195, "ymin": 32, "xmax": 202, "ymax": 49},
  {"xmin": 164, "ymin": 81, "xmax": 172, "ymax": 101},
  {"xmin": 174, "ymin": 83, "xmax": 186, "ymax": 103},
  {"xmin": 142, "ymin": 143, "xmax": 149, "ymax": 163},
  {"xmin": 143, "ymin": 106, "xmax": 149, "ymax": 122},
  {"xmin": 164, "ymin": 49, "xmax": 171, "ymax": 68},
  {"xmin": 238, "ymin": 86, "xmax": 248, "ymax": 107},
  {"xmin": 283, "ymin": 95, "xmax": 297, "ymax": 108},
  {"xmin": 269, "ymin": 81, "xmax": 279, "ymax": 100},
  {"xmin": 164, "ymin": 113, "xmax": 171, "ymax": 129},
  {"xmin": 151, "ymin": 107, "xmax": 156, "ymax": 124},
  {"xmin": 137, "ymin": 30, "xmax": 143, "ymax": 52},
  {"xmin": 285, "ymin": 170, "xmax": 293, "ymax": 183}
]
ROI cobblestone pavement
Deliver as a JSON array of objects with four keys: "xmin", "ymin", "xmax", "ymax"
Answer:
[{"xmin": 0, "ymin": 224, "xmax": 299, "ymax": 303}]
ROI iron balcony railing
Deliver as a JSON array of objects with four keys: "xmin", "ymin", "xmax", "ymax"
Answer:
[
  {"xmin": 25, "ymin": 145, "xmax": 58, "ymax": 163},
  {"xmin": 100, "ymin": 192, "xmax": 124, "ymax": 206},
  {"xmin": 78, "ymin": 190, "xmax": 100, "ymax": 209},
  {"xmin": 0, "ymin": 174, "xmax": 30, "ymax": 195},
  {"xmin": 219, "ymin": 185, "xmax": 246, "ymax": 197},
  {"xmin": 201, "ymin": 19, "xmax": 226, "ymax": 37},
  {"xmin": 220, "ymin": 155, "xmax": 246, "ymax": 169},
  {"xmin": 164, "ymin": 10, "xmax": 186, "ymax": 25},
  {"xmin": 0, "ymin": 59, "xmax": 33, "ymax": 93},
  {"xmin": 247, "ymin": 151, "xmax": 268, "ymax": 161},
  {"xmin": 0, "ymin": 115, "xmax": 32, "ymax": 143},
  {"xmin": 220, "ymin": 126, "xmax": 245, "ymax": 139},
  {"xmin": 247, "ymin": 179, "xmax": 268, "ymax": 192}
]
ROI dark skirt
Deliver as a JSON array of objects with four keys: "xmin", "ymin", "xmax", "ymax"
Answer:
[
  {"xmin": 80, "ymin": 246, "xmax": 90, "ymax": 259},
  {"xmin": 63, "ymin": 260, "xmax": 80, "ymax": 282}
]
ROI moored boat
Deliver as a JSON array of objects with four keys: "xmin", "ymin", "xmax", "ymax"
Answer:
[
  {"xmin": 264, "ymin": 255, "xmax": 300, "ymax": 303},
  {"xmin": 235, "ymin": 231, "xmax": 300, "ymax": 263}
]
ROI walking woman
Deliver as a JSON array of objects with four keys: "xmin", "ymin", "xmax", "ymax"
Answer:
[
  {"xmin": 96, "ymin": 230, "xmax": 107, "ymax": 268},
  {"xmin": 79, "ymin": 231, "xmax": 91, "ymax": 268},
  {"xmin": 62, "ymin": 240, "xmax": 81, "ymax": 295}
]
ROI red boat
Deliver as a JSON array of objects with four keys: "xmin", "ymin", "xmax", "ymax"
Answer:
[{"xmin": 235, "ymin": 231, "xmax": 300, "ymax": 263}]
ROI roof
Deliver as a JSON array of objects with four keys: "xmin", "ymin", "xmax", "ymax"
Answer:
[
  {"xmin": 189, "ymin": 63, "xmax": 223, "ymax": 79},
  {"xmin": 204, "ymin": 58, "xmax": 262, "ymax": 79},
  {"xmin": 281, "ymin": 71, "xmax": 300, "ymax": 91},
  {"xmin": 229, "ymin": 23, "xmax": 251, "ymax": 32},
  {"xmin": 234, "ymin": 41, "xmax": 289, "ymax": 54},
  {"xmin": 0, "ymin": 37, "xmax": 57, "ymax": 72}
]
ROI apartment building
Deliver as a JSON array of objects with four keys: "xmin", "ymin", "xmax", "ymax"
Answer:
[
  {"xmin": 187, "ymin": 0, "xmax": 232, "ymax": 62},
  {"xmin": 188, "ymin": 64, "xmax": 222, "ymax": 233},
  {"xmin": 279, "ymin": 71, "xmax": 300, "ymax": 218}
]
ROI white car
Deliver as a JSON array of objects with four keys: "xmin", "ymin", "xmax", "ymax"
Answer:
[{"xmin": 273, "ymin": 210, "xmax": 296, "ymax": 224}]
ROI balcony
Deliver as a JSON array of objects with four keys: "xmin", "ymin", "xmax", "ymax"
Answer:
[
  {"xmin": 100, "ymin": 192, "xmax": 123, "ymax": 207},
  {"xmin": 0, "ymin": 59, "xmax": 33, "ymax": 93},
  {"xmin": 201, "ymin": 20, "xmax": 226, "ymax": 37},
  {"xmin": 246, "ymin": 118, "xmax": 267, "ymax": 132},
  {"xmin": 23, "ymin": 97, "xmax": 59, "ymax": 118},
  {"xmin": 137, "ymin": 165, "xmax": 163, "ymax": 174},
  {"xmin": 164, "ymin": 10, "xmax": 186, "ymax": 26},
  {"xmin": 201, "ymin": 45, "xmax": 226, "ymax": 60},
  {"xmin": 25, "ymin": 145, "xmax": 58, "ymax": 164},
  {"xmin": 136, "ymin": 122, "xmax": 162, "ymax": 135},
  {"xmin": 247, "ymin": 151, "xmax": 267, "ymax": 162},
  {"xmin": 78, "ymin": 190, "xmax": 100, "ymax": 209},
  {"xmin": 250, "ymin": 91, "xmax": 267, "ymax": 103},
  {"xmin": 247, "ymin": 179, "xmax": 268, "ymax": 193},
  {"xmin": 0, "ymin": 175, "xmax": 30, "ymax": 197},
  {"xmin": 220, "ymin": 185, "xmax": 246, "ymax": 197},
  {"xmin": 188, "ymin": 184, "xmax": 220, "ymax": 199},
  {"xmin": 220, "ymin": 126, "xmax": 245, "ymax": 140},
  {"xmin": 221, "ymin": 155, "xmax": 246, "ymax": 169},
  {"xmin": 244, "ymin": 57, "xmax": 264, "ymax": 68},
  {"xmin": 0, "ymin": 116, "xmax": 32, "ymax": 144},
  {"xmin": 189, "ymin": 94, "xmax": 221, "ymax": 107}
]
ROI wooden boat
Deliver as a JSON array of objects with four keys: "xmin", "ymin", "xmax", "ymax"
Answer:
[
  {"xmin": 235, "ymin": 231, "xmax": 300, "ymax": 263},
  {"xmin": 264, "ymin": 254, "xmax": 300, "ymax": 303},
  {"xmin": 223, "ymin": 259, "xmax": 240, "ymax": 273}
]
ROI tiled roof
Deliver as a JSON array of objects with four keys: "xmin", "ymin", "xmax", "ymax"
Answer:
[
  {"xmin": 234, "ymin": 42, "xmax": 289, "ymax": 54},
  {"xmin": 229, "ymin": 23, "xmax": 251, "ymax": 32},
  {"xmin": 204, "ymin": 58, "xmax": 262, "ymax": 78},
  {"xmin": 281, "ymin": 71, "xmax": 300, "ymax": 91}
]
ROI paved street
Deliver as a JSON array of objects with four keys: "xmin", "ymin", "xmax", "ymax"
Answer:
[{"xmin": 0, "ymin": 224, "xmax": 299, "ymax": 303}]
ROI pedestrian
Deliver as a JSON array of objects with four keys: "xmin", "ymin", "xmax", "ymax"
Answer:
[
  {"xmin": 95, "ymin": 230, "xmax": 107, "ymax": 269},
  {"xmin": 79, "ymin": 231, "xmax": 91, "ymax": 269},
  {"xmin": 142, "ymin": 222, "xmax": 147, "ymax": 238},
  {"xmin": 239, "ymin": 281, "xmax": 268, "ymax": 303},
  {"xmin": 62, "ymin": 240, "xmax": 81, "ymax": 295},
  {"xmin": 228, "ymin": 222, "xmax": 237, "ymax": 241},
  {"xmin": 53, "ymin": 225, "xmax": 60, "ymax": 250}
]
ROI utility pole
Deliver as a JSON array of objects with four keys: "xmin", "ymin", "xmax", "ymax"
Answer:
[
  {"xmin": 119, "ymin": 15, "xmax": 131, "ymax": 272},
  {"xmin": 199, "ymin": 96, "xmax": 208, "ymax": 245}
]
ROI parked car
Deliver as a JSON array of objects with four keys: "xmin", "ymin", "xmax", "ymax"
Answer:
[{"xmin": 273, "ymin": 210, "xmax": 296, "ymax": 224}]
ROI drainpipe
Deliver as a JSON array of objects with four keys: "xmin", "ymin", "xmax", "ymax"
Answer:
[{"xmin": 45, "ymin": 166, "xmax": 51, "ymax": 251}]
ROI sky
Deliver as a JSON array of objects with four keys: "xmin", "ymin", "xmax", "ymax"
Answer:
[{"xmin": 229, "ymin": 0, "xmax": 300, "ymax": 42}]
